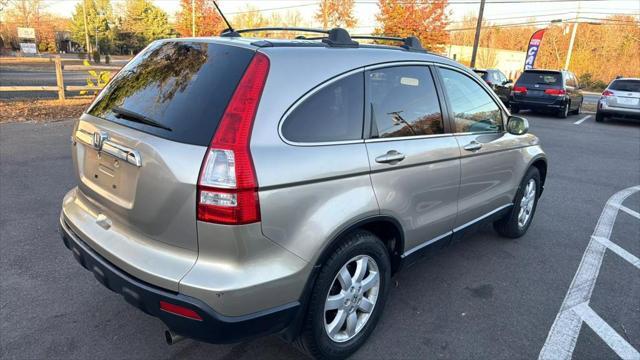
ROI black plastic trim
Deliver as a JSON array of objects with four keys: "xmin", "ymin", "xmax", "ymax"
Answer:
[{"xmin": 60, "ymin": 221, "xmax": 300, "ymax": 344}]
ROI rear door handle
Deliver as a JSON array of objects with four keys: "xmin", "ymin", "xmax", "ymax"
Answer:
[
  {"xmin": 375, "ymin": 150, "xmax": 405, "ymax": 164},
  {"xmin": 463, "ymin": 141, "xmax": 483, "ymax": 152}
]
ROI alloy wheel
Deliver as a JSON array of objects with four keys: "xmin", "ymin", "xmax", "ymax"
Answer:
[
  {"xmin": 323, "ymin": 255, "xmax": 380, "ymax": 343},
  {"xmin": 518, "ymin": 178, "xmax": 536, "ymax": 228}
]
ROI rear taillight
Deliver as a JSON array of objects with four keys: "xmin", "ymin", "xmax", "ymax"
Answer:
[
  {"xmin": 513, "ymin": 86, "xmax": 527, "ymax": 94},
  {"xmin": 602, "ymin": 90, "xmax": 614, "ymax": 97},
  {"xmin": 197, "ymin": 52, "xmax": 269, "ymax": 225},
  {"xmin": 544, "ymin": 88, "xmax": 566, "ymax": 96}
]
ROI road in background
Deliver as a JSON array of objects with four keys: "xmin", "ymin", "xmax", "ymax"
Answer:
[
  {"xmin": 0, "ymin": 70, "xmax": 89, "ymax": 100},
  {"xmin": 1, "ymin": 112, "xmax": 638, "ymax": 359}
]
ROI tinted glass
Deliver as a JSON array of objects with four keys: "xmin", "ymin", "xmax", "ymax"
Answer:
[
  {"xmin": 367, "ymin": 66, "xmax": 443, "ymax": 138},
  {"xmin": 87, "ymin": 41, "xmax": 254, "ymax": 146},
  {"xmin": 282, "ymin": 73, "xmax": 364, "ymax": 143},
  {"xmin": 610, "ymin": 80, "xmax": 640, "ymax": 92},
  {"xmin": 439, "ymin": 68, "xmax": 503, "ymax": 133},
  {"xmin": 497, "ymin": 71, "xmax": 507, "ymax": 83},
  {"xmin": 517, "ymin": 71, "xmax": 562, "ymax": 86}
]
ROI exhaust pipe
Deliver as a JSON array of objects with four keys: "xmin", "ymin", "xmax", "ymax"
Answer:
[{"xmin": 164, "ymin": 329, "xmax": 186, "ymax": 345}]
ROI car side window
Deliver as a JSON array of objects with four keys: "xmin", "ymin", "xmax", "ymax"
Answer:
[
  {"xmin": 439, "ymin": 67, "xmax": 503, "ymax": 133},
  {"xmin": 367, "ymin": 66, "xmax": 444, "ymax": 139},
  {"xmin": 491, "ymin": 71, "xmax": 501, "ymax": 83},
  {"xmin": 281, "ymin": 72, "xmax": 364, "ymax": 143},
  {"xmin": 497, "ymin": 71, "xmax": 507, "ymax": 84}
]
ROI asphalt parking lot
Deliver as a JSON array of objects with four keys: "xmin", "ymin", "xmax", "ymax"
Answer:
[{"xmin": 1, "ymin": 112, "xmax": 638, "ymax": 359}]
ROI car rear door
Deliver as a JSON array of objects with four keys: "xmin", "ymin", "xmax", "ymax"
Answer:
[
  {"xmin": 514, "ymin": 71, "xmax": 563, "ymax": 105},
  {"xmin": 435, "ymin": 66, "xmax": 520, "ymax": 233},
  {"xmin": 65, "ymin": 40, "xmax": 257, "ymax": 288},
  {"xmin": 495, "ymin": 70, "xmax": 512, "ymax": 103},
  {"xmin": 565, "ymin": 72, "xmax": 581, "ymax": 110},
  {"xmin": 364, "ymin": 64, "xmax": 460, "ymax": 254}
]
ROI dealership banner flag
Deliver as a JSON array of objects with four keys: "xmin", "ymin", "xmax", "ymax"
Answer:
[{"xmin": 524, "ymin": 29, "xmax": 546, "ymax": 70}]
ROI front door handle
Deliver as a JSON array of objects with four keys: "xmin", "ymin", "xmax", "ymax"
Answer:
[
  {"xmin": 375, "ymin": 150, "xmax": 405, "ymax": 164},
  {"xmin": 463, "ymin": 141, "xmax": 483, "ymax": 152}
]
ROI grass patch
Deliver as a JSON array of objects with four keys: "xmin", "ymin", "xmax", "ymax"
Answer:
[
  {"xmin": 582, "ymin": 102, "xmax": 597, "ymax": 113},
  {"xmin": 0, "ymin": 98, "xmax": 92, "ymax": 123}
]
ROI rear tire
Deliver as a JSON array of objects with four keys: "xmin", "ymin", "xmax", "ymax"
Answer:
[
  {"xmin": 595, "ymin": 111, "xmax": 606, "ymax": 122},
  {"xmin": 510, "ymin": 105, "xmax": 520, "ymax": 114},
  {"xmin": 558, "ymin": 102, "xmax": 569, "ymax": 118},
  {"xmin": 295, "ymin": 230, "xmax": 391, "ymax": 360},
  {"xmin": 494, "ymin": 167, "xmax": 541, "ymax": 238},
  {"xmin": 571, "ymin": 101, "xmax": 582, "ymax": 115}
]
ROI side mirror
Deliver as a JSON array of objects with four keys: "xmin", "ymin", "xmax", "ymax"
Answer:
[{"xmin": 507, "ymin": 115, "xmax": 529, "ymax": 135}]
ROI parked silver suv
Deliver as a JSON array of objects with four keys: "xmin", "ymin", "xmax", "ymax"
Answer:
[{"xmin": 60, "ymin": 28, "xmax": 547, "ymax": 359}]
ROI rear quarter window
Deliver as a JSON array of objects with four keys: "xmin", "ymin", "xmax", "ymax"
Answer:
[
  {"xmin": 281, "ymin": 72, "xmax": 364, "ymax": 143},
  {"xmin": 87, "ymin": 40, "xmax": 255, "ymax": 146}
]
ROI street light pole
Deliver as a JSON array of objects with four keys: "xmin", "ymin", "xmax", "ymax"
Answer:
[
  {"xmin": 470, "ymin": 0, "xmax": 486, "ymax": 68},
  {"xmin": 564, "ymin": 0, "xmax": 580, "ymax": 70},
  {"xmin": 191, "ymin": 0, "xmax": 196, "ymax": 37},
  {"xmin": 564, "ymin": 22, "xmax": 578, "ymax": 70},
  {"xmin": 82, "ymin": 0, "xmax": 91, "ymax": 55}
]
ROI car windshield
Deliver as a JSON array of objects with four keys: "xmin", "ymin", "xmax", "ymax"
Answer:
[
  {"xmin": 517, "ymin": 71, "xmax": 561, "ymax": 86},
  {"xmin": 609, "ymin": 80, "xmax": 640, "ymax": 92}
]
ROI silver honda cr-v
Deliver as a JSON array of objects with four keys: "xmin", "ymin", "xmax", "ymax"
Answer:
[{"xmin": 60, "ymin": 28, "xmax": 547, "ymax": 359}]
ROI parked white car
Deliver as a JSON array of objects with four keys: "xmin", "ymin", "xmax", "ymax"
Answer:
[{"xmin": 597, "ymin": 77, "xmax": 640, "ymax": 122}]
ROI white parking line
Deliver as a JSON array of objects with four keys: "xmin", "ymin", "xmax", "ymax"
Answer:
[
  {"xmin": 619, "ymin": 205, "xmax": 640, "ymax": 220},
  {"xmin": 538, "ymin": 185, "xmax": 640, "ymax": 360},
  {"xmin": 593, "ymin": 236, "xmax": 640, "ymax": 269},
  {"xmin": 573, "ymin": 302, "xmax": 640, "ymax": 359},
  {"xmin": 573, "ymin": 115, "xmax": 591, "ymax": 125}
]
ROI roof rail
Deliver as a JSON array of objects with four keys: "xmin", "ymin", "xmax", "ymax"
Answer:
[
  {"xmin": 221, "ymin": 27, "xmax": 330, "ymax": 37},
  {"xmin": 351, "ymin": 35, "xmax": 424, "ymax": 52},
  {"xmin": 219, "ymin": 27, "xmax": 423, "ymax": 51},
  {"xmin": 220, "ymin": 27, "xmax": 359, "ymax": 48}
]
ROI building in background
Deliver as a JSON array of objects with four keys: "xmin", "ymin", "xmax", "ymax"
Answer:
[{"xmin": 444, "ymin": 45, "xmax": 526, "ymax": 80}]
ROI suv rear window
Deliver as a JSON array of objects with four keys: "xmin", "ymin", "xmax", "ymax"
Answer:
[
  {"xmin": 609, "ymin": 79, "xmax": 640, "ymax": 92},
  {"xmin": 517, "ymin": 71, "xmax": 561, "ymax": 86},
  {"xmin": 87, "ymin": 40, "xmax": 255, "ymax": 146}
]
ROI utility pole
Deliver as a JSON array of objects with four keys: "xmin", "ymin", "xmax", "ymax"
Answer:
[
  {"xmin": 564, "ymin": 1, "xmax": 580, "ymax": 70},
  {"xmin": 191, "ymin": 0, "xmax": 196, "ymax": 37},
  {"xmin": 470, "ymin": 0, "xmax": 486, "ymax": 68},
  {"xmin": 82, "ymin": 0, "xmax": 91, "ymax": 55}
]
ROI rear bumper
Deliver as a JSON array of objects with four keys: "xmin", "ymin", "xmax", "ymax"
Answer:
[
  {"xmin": 598, "ymin": 102, "xmax": 640, "ymax": 118},
  {"xmin": 60, "ymin": 218, "xmax": 300, "ymax": 344},
  {"xmin": 511, "ymin": 97, "xmax": 567, "ymax": 110}
]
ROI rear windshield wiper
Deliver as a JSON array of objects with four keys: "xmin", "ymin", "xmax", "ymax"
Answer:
[{"xmin": 112, "ymin": 106, "xmax": 172, "ymax": 132}]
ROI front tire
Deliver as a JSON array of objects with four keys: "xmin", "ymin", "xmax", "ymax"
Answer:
[
  {"xmin": 295, "ymin": 230, "xmax": 391, "ymax": 359},
  {"xmin": 494, "ymin": 167, "xmax": 541, "ymax": 238}
]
